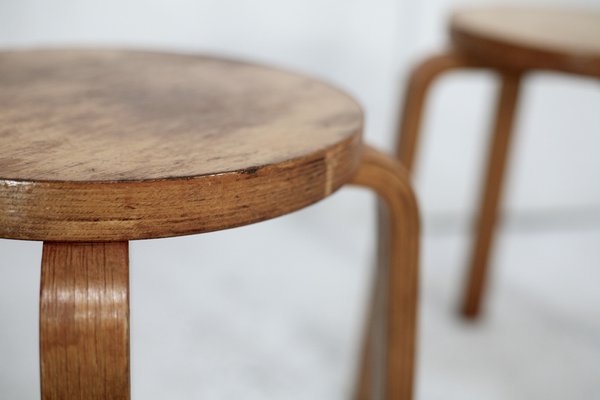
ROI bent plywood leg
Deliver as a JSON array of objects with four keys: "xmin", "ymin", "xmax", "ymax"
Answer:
[
  {"xmin": 352, "ymin": 146, "xmax": 420, "ymax": 400},
  {"xmin": 40, "ymin": 242, "xmax": 130, "ymax": 400},
  {"xmin": 461, "ymin": 72, "xmax": 522, "ymax": 318},
  {"xmin": 396, "ymin": 51, "xmax": 478, "ymax": 172},
  {"xmin": 354, "ymin": 277, "xmax": 375, "ymax": 400},
  {"xmin": 354, "ymin": 232, "xmax": 387, "ymax": 400}
]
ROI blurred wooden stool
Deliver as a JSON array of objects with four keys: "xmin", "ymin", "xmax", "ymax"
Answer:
[
  {"xmin": 396, "ymin": 7, "xmax": 600, "ymax": 318},
  {"xmin": 0, "ymin": 50, "xmax": 419, "ymax": 399}
]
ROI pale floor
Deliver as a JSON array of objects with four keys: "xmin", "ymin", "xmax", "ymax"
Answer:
[{"xmin": 1, "ymin": 191, "xmax": 599, "ymax": 399}]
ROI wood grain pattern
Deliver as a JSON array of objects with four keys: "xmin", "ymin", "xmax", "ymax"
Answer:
[
  {"xmin": 1, "ymin": 49, "xmax": 419, "ymax": 398},
  {"xmin": 40, "ymin": 242, "xmax": 130, "ymax": 400},
  {"xmin": 0, "ymin": 50, "xmax": 363, "ymax": 241},
  {"xmin": 451, "ymin": 8, "xmax": 600, "ymax": 77},
  {"xmin": 352, "ymin": 146, "xmax": 420, "ymax": 400}
]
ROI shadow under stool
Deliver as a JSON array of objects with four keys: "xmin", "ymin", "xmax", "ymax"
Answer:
[
  {"xmin": 0, "ymin": 50, "xmax": 420, "ymax": 399},
  {"xmin": 395, "ymin": 7, "xmax": 600, "ymax": 318}
]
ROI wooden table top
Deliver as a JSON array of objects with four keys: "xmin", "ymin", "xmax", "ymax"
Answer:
[
  {"xmin": 0, "ymin": 50, "xmax": 363, "ymax": 241},
  {"xmin": 450, "ymin": 7, "xmax": 600, "ymax": 77}
]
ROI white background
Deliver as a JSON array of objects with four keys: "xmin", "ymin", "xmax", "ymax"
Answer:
[{"xmin": 1, "ymin": 0, "xmax": 600, "ymax": 399}]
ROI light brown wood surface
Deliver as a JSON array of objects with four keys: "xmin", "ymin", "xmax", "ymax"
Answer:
[
  {"xmin": 0, "ymin": 49, "xmax": 363, "ymax": 241},
  {"xmin": 397, "ymin": 7, "xmax": 599, "ymax": 319},
  {"xmin": 395, "ymin": 51, "xmax": 522, "ymax": 320},
  {"xmin": 461, "ymin": 73, "xmax": 521, "ymax": 317},
  {"xmin": 40, "ymin": 242, "xmax": 130, "ymax": 400},
  {"xmin": 352, "ymin": 146, "xmax": 420, "ymax": 400},
  {"xmin": 451, "ymin": 7, "xmax": 600, "ymax": 77},
  {"xmin": 0, "ymin": 49, "xmax": 420, "ymax": 399},
  {"xmin": 395, "ymin": 51, "xmax": 481, "ymax": 172}
]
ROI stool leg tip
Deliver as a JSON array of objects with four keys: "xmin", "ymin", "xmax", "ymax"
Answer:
[{"xmin": 459, "ymin": 300, "xmax": 482, "ymax": 320}]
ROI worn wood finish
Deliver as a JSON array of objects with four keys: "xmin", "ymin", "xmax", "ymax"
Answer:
[
  {"xmin": 461, "ymin": 73, "xmax": 521, "ymax": 318},
  {"xmin": 1, "ymin": 49, "xmax": 419, "ymax": 398},
  {"xmin": 451, "ymin": 8, "xmax": 600, "ymax": 77},
  {"xmin": 40, "ymin": 242, "xmax": 130, "ymax": 400},
  {"xmin": 352, "ymin": 146, "xmax": 420, "ymax": 400},
  {"xmin": 0, "ymin": 49, "xmax": 363, "ymax": 241}
]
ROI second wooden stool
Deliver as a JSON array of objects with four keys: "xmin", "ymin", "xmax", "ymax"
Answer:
[{"xmin": 396, "ymin": 7, "xmax": 600, "ymax": 318}]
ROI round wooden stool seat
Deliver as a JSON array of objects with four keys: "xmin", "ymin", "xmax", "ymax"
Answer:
[
  {"xmin": 451, "ymin": 8, "xmax": 600, "ymax": 77},
  {"xmin": 0, "ymin": 50, "xmax": 363, "ymax": 241},
  {"xmin": 2, "ymin": 49, "xmax": 421, "ymax": 400}
]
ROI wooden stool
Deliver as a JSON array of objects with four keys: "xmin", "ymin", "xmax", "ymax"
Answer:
[
  {"xmin": 396, "ymin": 7, "xmax": 600, "ymax": 318},
  {"xmin": 0, "ymin": 50, "xmax": 419, "ymax": 399}
]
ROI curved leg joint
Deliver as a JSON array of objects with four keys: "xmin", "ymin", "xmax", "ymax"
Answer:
[
  {"xmin": 351, "ymin": 146, "xmax": 420, "ymax": 400},
  {"xmin": 396, "ymin": 50, "xmax": 481, "ymax": 172}
]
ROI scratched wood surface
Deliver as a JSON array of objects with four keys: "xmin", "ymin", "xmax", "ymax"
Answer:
[
  {"xmin": 451, "ymin": 7, "xmax": 600, "ymax": 77},
  {"xmin": 0, "ymin": 50, "xmax": 363, "ymax": 241}
]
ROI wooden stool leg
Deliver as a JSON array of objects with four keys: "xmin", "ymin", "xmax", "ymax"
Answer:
[
  {"xmin": 396, "ymin": 51, "xmax": 476, "ymax": 172},
  {"xmin": 40, "ymin": 242, "xmax": 130, "ymax": 400},
  {"xmin": 354, "ymin": 231, "xmax": 387, "ymax": 400},
  {"xmin": 352, "ymin": 146, "xmax": 420, "ymax": 400},
  {"xmin": 461, "ymin": 72, "xmax": 522, "ymax": 318},
  {"xmin": 354, "ymin": 279, "xmax": 374, "ymax": 400}
]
